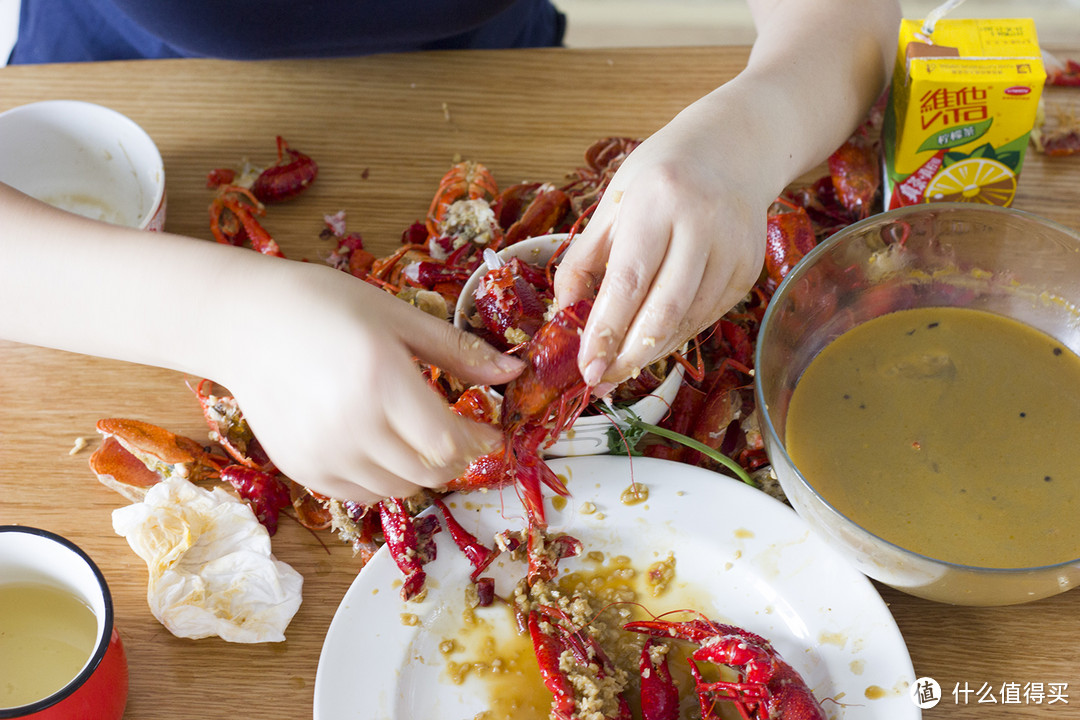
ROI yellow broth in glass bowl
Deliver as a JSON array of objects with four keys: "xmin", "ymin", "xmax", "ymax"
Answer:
[
  {"xmin": 755, "ymin": 203, "xmax": 1080, "ymax": 605},
  {"xmin": 785, "ymin": 305, "xmax": 1080, "ymax": 569}
]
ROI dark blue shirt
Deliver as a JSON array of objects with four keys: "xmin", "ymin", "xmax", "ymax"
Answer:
[{"xmin": 9, "ymin": 0, "xmax": 566, "ymax": 64}]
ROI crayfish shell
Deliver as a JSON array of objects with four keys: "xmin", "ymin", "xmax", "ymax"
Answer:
[{"xmin": 89, "ymin": 436, "xmax": 161, "ymax": 503}]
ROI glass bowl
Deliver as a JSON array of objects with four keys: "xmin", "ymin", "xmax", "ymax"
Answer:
[{"xmin": 755, "ymin": 203, "xmax": 1080, "ymax": 606}]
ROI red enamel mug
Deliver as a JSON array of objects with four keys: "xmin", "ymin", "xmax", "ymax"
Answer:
[{"xmin": 0, "ymin": 526, "xmax": 128, "ymax": 719}]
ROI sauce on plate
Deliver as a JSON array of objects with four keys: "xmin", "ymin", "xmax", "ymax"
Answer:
[
  {"xmin": 785, "ymin": 306, "xmax": 1080, "ymax": 568},
  {"xmin": 441, "ymin": 551, "xmax": 737, "ymax": 720}
]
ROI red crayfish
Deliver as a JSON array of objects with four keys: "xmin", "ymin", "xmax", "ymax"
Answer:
[
  {"xmin": 525, "ymin": 600, "xmax": 631, "ymax": 720},
  {"xmin": 207, "ymin": 136, "xmax": 318, "ymax": 257},
  {"xmin": 626, "ymin": 616, "xmax": 827, "ymax": 720},
  {"xmin": 347, "ymin": 137, "xmax": 641, "ymax": 309},
  {"xmin": 317, "ymin": 296, "xmax": 597, "ymax": 601},
  {"xmin": 1045, "ymin": 51, "xmax": 1080, "ymax": 87},
  {"xmin": 471, "ymin": 252, "xmax": 552, "ymax": 350},
  {"xmin": 426, "ymin": 160, "xmax": 500, "ymax": 238},
  {"xmin": 88, "ymin": 380, "xmax": 330, "ymax": 536},
  {"xmin": 447, "ymin": 298, "xmax": 594, "ymax": 529},
  {"xmin": 250, "ymin": 135, "xmax": 319, "ymax": 203}
]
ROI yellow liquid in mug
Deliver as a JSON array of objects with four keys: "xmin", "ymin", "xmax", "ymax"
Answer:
[
  {"xmin": 0, "ymin": 583, "xmax": 98, "ymax": 708},
  {"xmin": 786, "ymin": 307, "xmax": 1080, "ymax": 568}
]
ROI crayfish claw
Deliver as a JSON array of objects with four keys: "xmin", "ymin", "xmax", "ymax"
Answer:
[
  {"xmin": 639, "ymin": 638, "xmax": 680, "ymax": 720},
  {"xmin": 379, "ymin": 498, "xmax": 441, "ymax": 602},
  {"xmin": 88, "ymin": 436, "xmax": 162, "ymax": 503}
]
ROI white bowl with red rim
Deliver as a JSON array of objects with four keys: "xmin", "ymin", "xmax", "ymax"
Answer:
[
  {"xmin": 0, "ymin": 526, "xmax": 128, "ymax": 719},
  {"xmin": 454, "ymin": 233, "xmax": 684, "ymax": 456},
  {"xmin": 0, "ymin": 100, "xmax": 166, "ymax": 231}
]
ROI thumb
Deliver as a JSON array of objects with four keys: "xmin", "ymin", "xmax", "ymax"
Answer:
[{"xmin": 404, "ymin": 311, "xmax": 525, "ymax": 386}]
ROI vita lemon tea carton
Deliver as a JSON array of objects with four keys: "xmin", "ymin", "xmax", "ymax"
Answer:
[{"xmin": 882, "ymin": 17, "xmax": 1046, "ymax": 209}]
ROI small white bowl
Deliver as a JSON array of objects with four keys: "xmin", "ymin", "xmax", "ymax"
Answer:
[
  {"xmin": 455, "ymin": 233, "xmax": 685, "ymax": 457},
  {"xmin": 452, "ymin": 233, "xmax": 572, "ymax": 330},
  {"xmin": 0, "ymin": 100, "xmax": 166, "ymax": 231},
  {"xmin": 548, "ymin": 361, "xmax": 684, "ymax": 457}
]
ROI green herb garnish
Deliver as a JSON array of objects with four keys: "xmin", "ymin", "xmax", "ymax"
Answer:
[{"xmin": 601, "ymin": 405, "xmax": 756, "ymax": 487}]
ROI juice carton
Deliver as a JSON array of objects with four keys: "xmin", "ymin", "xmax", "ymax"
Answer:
[{"xmin": 882, "ymin": 18, "xmax": 1046, "ymax": 209}]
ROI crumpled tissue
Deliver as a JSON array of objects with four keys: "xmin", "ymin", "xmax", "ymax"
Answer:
[{"xmin": 112, "ymin": 476, "xmax": 303, "ymax": 643}]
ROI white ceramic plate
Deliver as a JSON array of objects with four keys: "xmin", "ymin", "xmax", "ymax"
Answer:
[{"xmin": 314, "ymin": 456, "xmax": 919, "ymax": 720}]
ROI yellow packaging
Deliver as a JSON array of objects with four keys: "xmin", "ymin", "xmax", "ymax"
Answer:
[{"xmin": 882, "ymin": 18, "xmax": 1046, "ymax": 209}]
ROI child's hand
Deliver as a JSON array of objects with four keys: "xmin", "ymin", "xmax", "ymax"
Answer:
[
  {"xmin": 555, "ymin": 98, "xmax": 773, "ymax": 392},
  {"xmin": 219, "ymin": 262, "xmax": 523, "ymax": 504}
]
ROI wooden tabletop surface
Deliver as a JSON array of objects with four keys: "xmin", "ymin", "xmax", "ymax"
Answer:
[{"xmin": 1, "ymin": 46, "xmax": 1078, "ymax": 720}]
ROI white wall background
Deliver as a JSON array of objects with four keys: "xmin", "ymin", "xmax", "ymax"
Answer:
[
  {"xmin": 559, "ymin": 0, "xmax": 1080, "ymax": 48},
  {"xmin": 1, "ymin": 1, "xmax": 1078, "ymax": 66}
]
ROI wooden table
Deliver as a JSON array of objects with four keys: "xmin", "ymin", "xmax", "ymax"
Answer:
[{"xmin": 2, "ymin": 46, "xmax": 1078, "ymax": 720}]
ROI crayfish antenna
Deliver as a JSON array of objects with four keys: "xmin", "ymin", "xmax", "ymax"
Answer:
[{"xmin": 670, "ymin": 337, "xmax": 705, "ymax": 383}]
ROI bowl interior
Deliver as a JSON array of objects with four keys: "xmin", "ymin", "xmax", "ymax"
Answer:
[
  {"xmin": 0, "ymin": 100, "xmax": 164, "ymax": 229},
  {"xmin": 453, "ymin": 233, "xmax": 570, "ymax": 330},
  {"xmin": 755, "ymin": 203, "xmax": 1080, "ymax": 605}
]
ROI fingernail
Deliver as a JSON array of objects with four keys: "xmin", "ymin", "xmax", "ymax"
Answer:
[
  {"xmin": 593, "ymin": 381, "xmax": 617, "ymax": 398},
  {"xmin": 582, "ymin": 358, "xmax": 607, "ymax": 387},
  {"xmin": 494, "ymin": 354, "xmax": 525, "ymax": 373}
]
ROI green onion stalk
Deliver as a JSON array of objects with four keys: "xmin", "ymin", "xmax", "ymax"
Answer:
[{"xmin": 601, "ymin": 405, "xmax": 757, "ymax": 487}]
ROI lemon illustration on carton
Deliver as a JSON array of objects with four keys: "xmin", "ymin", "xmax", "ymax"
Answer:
[
  {"xmin": 924, "ymin": 144, "xmax": 1018, "ymax": 205},
  {"xmin": 925, "ymin": 158, "xmax": 1015, "ymax": 204}
]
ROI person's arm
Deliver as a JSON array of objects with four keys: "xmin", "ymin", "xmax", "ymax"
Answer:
[
  {"xmin": 554, "ymin": 0, "xmax": 901, "ymax": 392},
  {"xmin": 0, "ymin": 182, "xmax": 523, "ymax": 503}
]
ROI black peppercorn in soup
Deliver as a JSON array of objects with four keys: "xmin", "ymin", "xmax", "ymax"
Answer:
[{"xmin": 785, "ymin": 307, "xmax": 1080, "ymax": 569}]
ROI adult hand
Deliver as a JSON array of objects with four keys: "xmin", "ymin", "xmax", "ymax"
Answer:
[{"xmin": 220, "ymin": 262, "xmax": 523, "ymax": 504}]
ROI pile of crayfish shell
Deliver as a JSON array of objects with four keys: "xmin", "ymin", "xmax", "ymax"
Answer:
[{"xmin": 90, "ymin": 129, "xmax": 882, "ymax": 720}]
